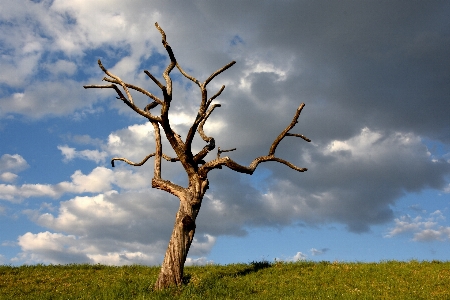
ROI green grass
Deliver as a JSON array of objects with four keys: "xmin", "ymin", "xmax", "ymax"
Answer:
[{"xmin": 1, "ymin": 260, "xmax": 449, "ymax": 299}]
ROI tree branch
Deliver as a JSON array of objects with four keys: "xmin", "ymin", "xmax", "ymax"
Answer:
[
  {"xmin": 204, "ymin": 61, "xmax": 236, "ymax": 87},
  {"xmin": 155, "ymin": 22, "xmax": 176, "ymax": 97},
  {"xmin": 199, "ymin": 154, "xmax": 307, "ymax": 177},
  {"xmin": 96, "ymin": 59, "xmax": 134, "ymax": 104},
  {"xmin": 83, "ymin": 84, "xmax": 161, "ymax": 122},
  {"xmin": 199, "ymin": 104, "xmax": 310, "ymax": 177},
  {"xmin": 103, "ymin": 77, "xmax": 163, "ymax": 105},
  {"xmin": 152, "ymin": 177, "xmax": 185, "ymax": 199},
  {"xmin": 176, "ymin": 63, "xmax": 200, "ymax": 86},
  {"xmin": 269, "ymin": 103, "xmax": 310, "ymax": 155},
  {"xmin": 111, "ymin": 152, "xmax": 178, "ymax": 168},
  {"xmin": 197, "ymin": 104, "xmax": 221, "ymax": 142},
  {"xmin": 206, "ymin": 85, "xmax": 225, "ymax": 109},
  {"xmin": 286, "ymin": 133, "xmax": 311, "ymax": 142},
  {"xmin": 217, "ymin": 147, "xmax": 236, "ymax": 158},
  {"xmin": 152, "ymin": 121, "xmax": 162, "ymax": 179},
  {"xmin": 144, "ymin": 70, "xmax": 165, "ymax": 90}
]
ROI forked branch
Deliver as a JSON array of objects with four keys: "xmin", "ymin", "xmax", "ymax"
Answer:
[
  {"xmin": 83, "ymin": 61, "xmax": 162, "ymax": 122},
  {"xmin": 199, "ymin": 103, "xmax": 310, "ymax": 177},
  {"xmin": 269, "ymin": 103, "xmax": 310, "ymax": 155}
]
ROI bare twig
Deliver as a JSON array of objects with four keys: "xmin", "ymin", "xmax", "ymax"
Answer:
[
  {"xmin": 155, "ymin": 22, "xmax": 176, "ymax": 96},
  {"xmin": 217, "ymin": 147, "xmax": 237, "ymax": 158},
  {"xmin": 176, "ymin": 63, "xmax": 200, "ymax": 86},
  {"xmin": 103, "ymin": 77, "xmax": 163, "ymax": 104},
  {"xmin": 206, "ymin": 85, "xmax": 225, "ymax": 108},
  {"xmin": 97, "ymin": 59, "xmax": 134, "ymax": 104},
  {"xmin": 269, "ymin": 103, "xmax": 309, "ymax": 155},
  {"xmin": 204, "ymin": 61, "xmax": 236, "ymax": 87},
  {"xmin": 111, "ymin": 152, "xmax": 178, "ymax": 168},
  {"xmin": 198, "ymin": 104, "xmax": 221, "ymax": 142},
  {"xmin": 286, "ymin": 133, "xmax": 311, "ymax": 142},
  {"xmin": 83, "ymin": 83, "xmax": 161, "ymax": 122},
  {"xmin": 144, "ymin": 70, "xmax": 165, "ymax": 90}
]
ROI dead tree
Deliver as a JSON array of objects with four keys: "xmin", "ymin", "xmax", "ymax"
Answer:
[{"xmin": 84, "ymin": 23, "xmax": 310, "ymax": 290}]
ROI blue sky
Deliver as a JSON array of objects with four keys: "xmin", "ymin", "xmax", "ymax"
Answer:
[{"xmin": 1, "ymin": 1, "xmax": 450, "ymax": 266}]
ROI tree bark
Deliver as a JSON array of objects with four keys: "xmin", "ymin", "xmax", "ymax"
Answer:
[
  {"xmin": 154, "ymin": 177, "xmax": 207, "ymax": 290},
  {"xmin": 154, "ymin": 203, "xmax": 196, "ymax": 289}
]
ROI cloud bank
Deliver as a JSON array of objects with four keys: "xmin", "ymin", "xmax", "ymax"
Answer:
[{"xmin": 1, "ymin": 1, "xmax": 449, "ymax": 265}]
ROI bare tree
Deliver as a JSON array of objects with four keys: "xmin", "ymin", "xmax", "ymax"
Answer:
[{"xmin": 84, "ymin": 23, "xmax": 310, "ymax": 290}]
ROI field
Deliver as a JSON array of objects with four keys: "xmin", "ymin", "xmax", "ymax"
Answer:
[{"xmin": 1, "ymin": 260, "xmax": 449, "ymax": 299}]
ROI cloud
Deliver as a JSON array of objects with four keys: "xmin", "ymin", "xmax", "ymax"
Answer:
[
  {"xmin": 43, "ymin": 60, "xmax": 77, "ymax": 76},
  {"xmin": 17, "ymin": 190, "xmax": 181, "ymax": 265},
  {"xmin": 0, "ymin": 80, "xmax": 100, "ymax": 119},
  {"xmin": 0, "ymin": 172, "xmax": 18, "ymax": 183},
  {"xmin": 188, "ymin": 234, "xmax": 217, "ymax": 257},
  {"xmin": 58, "ymin": 145, "xmax": 108, "ymax": 164},
  {"xmin": 310, "ymin": 248, "xmax": 330, "ymax": 256},
  {"xmin": 275, "ymin": 251, "xmax": 308, "ymax": 262},
  {"xmin": 0, "ymin": 166, "xmax": 148, "ymax": 202},
  {"xmin": 386, "ymin": 210, "xmax": 450, "ymax": 242},
  {"xmin": 16, "ymin": 231, "xmax": 165, "ymax": 265},
  {"xmin": 0, "ymin": 0, "xmax": 163, "ymax": 119},
  {"xmin": 195, "ymin": 127, "xmax": 450, "ymax": 235},
  {"xmin": 2, "ymin": 1, "xmax": 450, "ymax": 264},
  {"xmin": 185, "ymin": 257, "xmax": 214, "ymax": 266},
  {"xmin": 0, "ymin": 154, "xmax": 29, "ymax": 173},
  {"xmin": 287, "ymin": 252, "xmax": 308, "ymax": 262}
]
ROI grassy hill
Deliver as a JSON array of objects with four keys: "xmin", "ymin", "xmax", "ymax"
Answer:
[{"xmin": 1, "ymin": 260, "xmax": 449, "ymax": 299}]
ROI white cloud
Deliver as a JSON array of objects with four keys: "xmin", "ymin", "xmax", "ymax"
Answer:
[
  {"xmin": 0, "ymin": 172, "xmax": 18, "ymax": 182},
  {"xmin": 185, "ymin": 257, "xmax": 214, "ymax": 266},
  {"xmin": 413, "ymin": 229, "xmax": 443, "ymax": 242},
  {"xmin": 386, "ymin": 210, "xmax": 450, "ymax": 242},
  {"xmin": 0, "ymin": 0, "xmax": 163, "ymax": 118},
  {"xmin": 58, "ymin": 145, "xmax": 108, "ymax": 164},
  {"xmin": 19, "ymin": 231, "xmax": 77, "ymax": 252},
  {"xmin": 35, "ymin": 191, "xmax": 126, "ymax": 234},
  {"xmin": 0, "ymin": 154, "xmax": 29, "ymax": 173},
  {"xmin": 16, "ymin": 189, "xmax": 180, "ymax": 265},
  {"xmin": 16, "ymin": 231, "xmax": 164, "ymax": 265},
  {"xmin": 86, "ymin": 250, "xmax": 160, "ymax": 266},
  {"xmin": 0, "ymin": 80, "xmax": 98, "ymax": 119},
  {"xmin": 239, "ymin": 56, "xmax": 293, "ymax": 90},
  {"xmin": 106, "ymin": 123, "xmax": 156, "ymax": 161},
  {"xmin": 0, "ymin": 183, "xmax": 59, "ymax": 202},
  {"xmin": 56, "ymin": 167, "xmax": 114, "ymax": 194},
  {"xmin": 44, "ymin": 60, "xmax": 77, "ymax": 76},
  {"xmin": 0, "ymin": 166, "xmax": 148, "ymax": 202},
  {"xmin": 277, "ymin": 252, "xmax": 308, "ymax": 262},
  {"xmin": 290, "ymin": 252, "xmax": 308, "ymax": 261},
  {"xmin": 188, "ymin": 234, "xmax": 217, "ymax": 257},
  {"xmin": 325, "ymin": 127, "xmax": 423, "ymax": 161},
  {"xmin": 310, "ymin": 248, "xmax": 329, "ymax": 256}
]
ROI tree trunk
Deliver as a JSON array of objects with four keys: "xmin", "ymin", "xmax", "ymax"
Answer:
[{"xmin": 154, "ymin": 178, "xmax": 206, "ymax": 290}]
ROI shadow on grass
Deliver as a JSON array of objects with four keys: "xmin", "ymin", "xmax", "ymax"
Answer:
[
  {"xmin": 183, "ymin": 260, "xmax": 272, "ymax": 285},
  {"xmin": 236, "ymin": 261, "xmax": 272, "ymax": 276}
]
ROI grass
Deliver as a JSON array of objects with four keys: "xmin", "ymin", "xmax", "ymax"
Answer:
[{"xmin": 0, "ymin": 260, "xmax": 449, "ymax": 299}]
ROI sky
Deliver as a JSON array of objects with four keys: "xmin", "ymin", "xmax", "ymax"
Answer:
[{"xmin": 1, "ymin": 0, "xmax": 450, "ymax": 266}]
